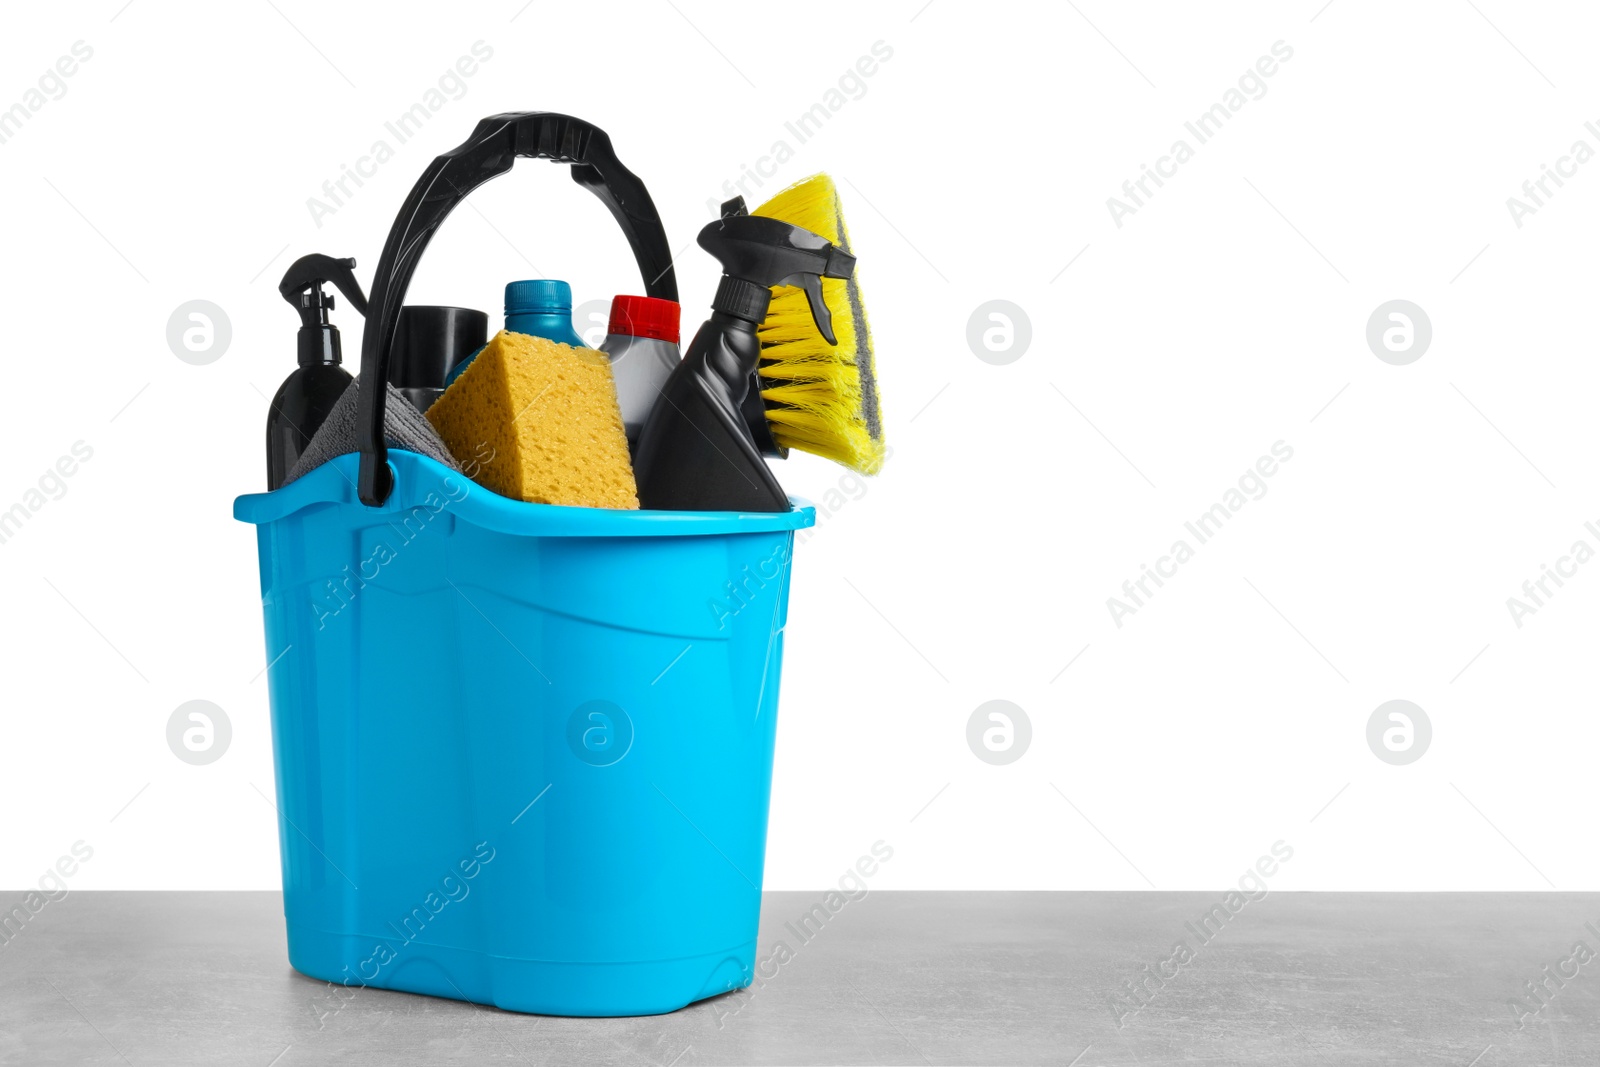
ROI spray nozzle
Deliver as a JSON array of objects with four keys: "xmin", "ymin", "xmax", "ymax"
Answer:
[
  {"xmin": 279, "ymin": 254, "xmax": 369, "ymax": 330},
  {"xmin": 699, "ymin": 198, "xmax": 855, "ymax": 344}
]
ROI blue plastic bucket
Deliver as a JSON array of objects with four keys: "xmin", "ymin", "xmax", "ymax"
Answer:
[{"xmin": 234, "ymin": 450, "xmax": 814, "ymax": 1015}]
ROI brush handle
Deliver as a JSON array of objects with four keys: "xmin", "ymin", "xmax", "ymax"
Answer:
[{"xmin": 356, "ymin": 113, "xmax": 676, "ymax": 507}]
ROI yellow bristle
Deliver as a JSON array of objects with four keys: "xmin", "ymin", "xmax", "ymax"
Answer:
[{"xmin": 752, "ymin": 174, "xmax": 885, "ymax": 475}]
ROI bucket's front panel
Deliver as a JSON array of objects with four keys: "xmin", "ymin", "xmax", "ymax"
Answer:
[{"xmin": 450, "ymin": 525, "xmax": 792, "ymax": 964}]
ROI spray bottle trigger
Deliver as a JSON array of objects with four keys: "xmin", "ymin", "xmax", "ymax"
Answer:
[
  {"xmin": 795, "ymin": 274, "xmax": 836, "ymax": 346},
  {"xmin": 788, "ymin": 245, "xmax": 854, "ymax": 346}
]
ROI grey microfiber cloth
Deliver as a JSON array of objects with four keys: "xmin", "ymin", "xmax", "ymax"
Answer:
[{"xmin": 284, "ymin": 378, "xmax": 460, "ymax": 485}]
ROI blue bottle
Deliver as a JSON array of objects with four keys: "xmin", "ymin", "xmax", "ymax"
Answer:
[{"xmin": 446, "ymin": 279, "xmax": 585, "ymax": 384}]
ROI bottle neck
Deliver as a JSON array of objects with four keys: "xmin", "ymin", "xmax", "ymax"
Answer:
[
  {"xmin": 708, "ymin": 309, "xmax": 758, "ymax": 334},
  {"xmin": 297, "ymin": 324, "xmax": 343, "ymax": 366},
  {"xmin": 505, "ymin": 309, "xmax": 585, "ymax": 348},
  {"xmin": 712, "ymin": 275, "xmax": 771, "ymax": 325}
]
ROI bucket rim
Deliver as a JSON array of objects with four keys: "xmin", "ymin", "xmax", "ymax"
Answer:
[{"xmin": 233, "ymin": 451, "xmax": 816, "ymax": 537}]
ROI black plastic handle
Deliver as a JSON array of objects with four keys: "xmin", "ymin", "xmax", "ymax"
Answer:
[{"xmin": 356, "ymin": 112, "xmax": 677, "ymax": 506}]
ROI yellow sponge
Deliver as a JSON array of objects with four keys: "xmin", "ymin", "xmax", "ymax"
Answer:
[{"xmin": 426, "ymin": 330, "xmax": 639, "ymax": 509}]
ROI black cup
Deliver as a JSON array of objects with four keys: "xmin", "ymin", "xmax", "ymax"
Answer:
[{"xmin": 389, "ymin": 306, "xmax": 488, "ymax": 412}]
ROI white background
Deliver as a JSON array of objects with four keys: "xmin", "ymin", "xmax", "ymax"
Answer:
[{"xmin": 2, "ymin": 0, "xmax": 1596, "ymax": 892}]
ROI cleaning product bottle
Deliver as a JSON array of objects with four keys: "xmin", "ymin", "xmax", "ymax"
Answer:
[
  {"xmin": 268, "ymin": 255, "xmax": 367, "ymax": 490},
  {"xmin": 600, "ymin": 295, "xmax": 680, "ymax": 446},
  {"xmin": 444, "ymin": 279, "xmax": 585, "ymax": 386},
  {"xmin": 633, "ymin": 199, "xmax": 857, "ymax": 512}
]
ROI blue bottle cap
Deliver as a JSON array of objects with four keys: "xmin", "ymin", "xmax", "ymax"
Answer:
[{"xmin": 505, "ymin": 279, "xmax": 572, "ymax": 315}]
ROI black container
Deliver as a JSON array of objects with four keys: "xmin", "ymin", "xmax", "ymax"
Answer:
[
  {"xmin": 388, "ymin": 305, "xmax": 488, "ymax": 413},
  {"xmin": 268, "ymin": 255, "xmax": 365, "ymax": 490},
  {"xmin": 266, "ymin": 361, "xmax": 353, "ymax": 490}
]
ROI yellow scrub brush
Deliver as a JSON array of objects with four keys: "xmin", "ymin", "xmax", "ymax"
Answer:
[{"xmin": 751, "ymin": 174, "xmax": 885, "ymax": 476}]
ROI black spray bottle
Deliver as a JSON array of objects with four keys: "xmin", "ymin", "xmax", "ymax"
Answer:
[
  {"xmin": 633, "ymin": 198, "xmax": 855, "ymax": 512},
  {"xmin": 267, "ymin": 255, "xmax": 368, "ymax": 489}
]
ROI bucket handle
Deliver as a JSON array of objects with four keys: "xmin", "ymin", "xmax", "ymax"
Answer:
[{"xmin": 356, "ymin": 112, "xmax": 677, "ymax": 506}]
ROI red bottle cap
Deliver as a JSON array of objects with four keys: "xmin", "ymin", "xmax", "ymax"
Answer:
[{"xmin": 608, "ymin": 295, "xmax": 680, "ymax": 345}]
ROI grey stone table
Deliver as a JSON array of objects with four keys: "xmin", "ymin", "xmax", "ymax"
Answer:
[{"xmin": 1, "ymin": 891, "xmax": 1596, "ymax": 1065}]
